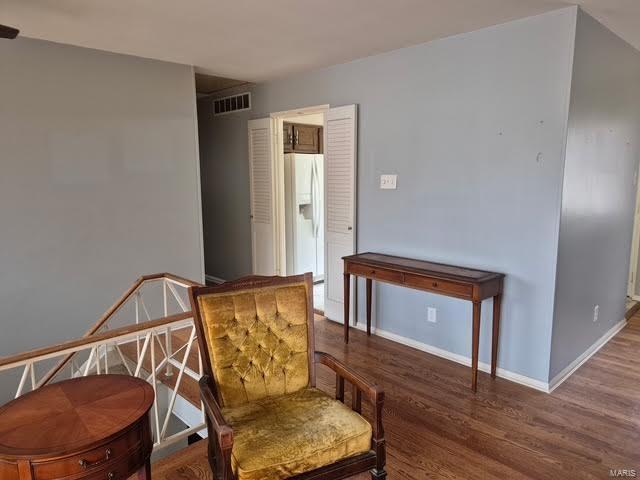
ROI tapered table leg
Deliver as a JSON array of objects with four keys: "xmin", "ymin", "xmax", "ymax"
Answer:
[
  {"xmin": 491, "ymin": 293, "xmax": 502, "ymax": 378},
  {"xmin": 366, "ymin": 278, "xmax": 373, "ymax": 336},
  {"xmin": 344, "ymin": 273, "xmax": 350, "ymax": 344},
  {"xmin": 472, "ymin": 301, "xmax": 481, "ymax": 392}
]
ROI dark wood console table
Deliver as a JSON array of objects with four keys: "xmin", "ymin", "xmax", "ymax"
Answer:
[
  {"xmin": 343, "ymin": 253, "xmax": 504, "ymax": 392},
  {"xmin": 0, "ymin": 374, "xmax": 155, "ymax": 480}
]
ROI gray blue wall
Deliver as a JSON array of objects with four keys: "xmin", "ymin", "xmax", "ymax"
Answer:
[
  {"xmin": 0, "ymin": 38, "xmax": 203, "ymax": 400},
  {"xmin": 199, "ymin": 8, "xmax": 578, "ymax": 383},
  {"xmin": 549, "ymin": 11, "xmax": 640, "ymax": 380}
]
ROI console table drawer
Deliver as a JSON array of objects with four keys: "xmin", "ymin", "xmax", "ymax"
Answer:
[
  {"xmin": 32, "ymin": 425, "xmax": 143, "ymax": 480},
  {"xmin": 403, "ymin": 274, "xmax": 472, "ymax": 298},
  {"xmin": 348, "ymin": 263, "xmax": 404, "ymax": 283}
]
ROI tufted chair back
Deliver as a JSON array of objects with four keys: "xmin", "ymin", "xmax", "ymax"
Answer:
[{"xmin": 190, "ymin": 274, "xmax": 315, "ymax": 408}]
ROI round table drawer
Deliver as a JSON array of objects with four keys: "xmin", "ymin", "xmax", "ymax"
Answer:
[
  {"xmin": 0, "ymin": 459, "xmax": 19, "ymax": 480},
  {"xmin": 31, "ymin": 424, "xmax": 144, "ymax": 480},
  {"xmin": 74, "ymin": 446, "xmax": 147, "ymax": 480},
  {"xmin": 0, "ymin": 375, "xmax": 154, "ymax": 480}
]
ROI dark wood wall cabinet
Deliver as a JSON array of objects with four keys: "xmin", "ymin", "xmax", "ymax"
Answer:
[{"xmin": 283, "ymin": 122, "xmax": 323, "ymax": 154}]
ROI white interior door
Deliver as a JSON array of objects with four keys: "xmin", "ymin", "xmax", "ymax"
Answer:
[
  {"xmin": 324, "ymin": 105, "xmax": 357, "ymax": 323},
  {"xmin": 248, "ymin": 118, "xmax": 277, "ymax": 275}
]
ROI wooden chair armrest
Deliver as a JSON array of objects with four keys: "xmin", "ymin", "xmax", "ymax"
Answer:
[
  {"xmin": 314, "ymin": 350, "xmax": 386, "ymax": 469},
  {"xmin": 199, "ymin": 375, "xmax": 233, "ymax": 449},
  {"xmin": 314, "ymin": 351, "xmax": 384, "ymax": 405}
]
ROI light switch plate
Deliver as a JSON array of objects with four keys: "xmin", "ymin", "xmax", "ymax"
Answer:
[
  {"xmin": 380, "ymin": 174, "xmax": 397, "ymax": 189},
  {"xmin": 427, "ymin": 307, "xmax": 437, "ymax": 323}
]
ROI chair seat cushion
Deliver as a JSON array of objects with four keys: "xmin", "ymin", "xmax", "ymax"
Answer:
[{"xmin": 222, "ymin": 387, "xmax": 372, "ymax": 480}]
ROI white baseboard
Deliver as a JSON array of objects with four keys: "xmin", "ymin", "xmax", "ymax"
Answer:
[
  {"xmin": 205, "ymin": 274, "xmax": 225, "ymax": 284},
  {"xmin": 351, "ymin": 323, "xmax": 550, "ymax": 393},
  {"xmin": 548, "ymin": 317, "xmax": 627, "ymax": 393}
]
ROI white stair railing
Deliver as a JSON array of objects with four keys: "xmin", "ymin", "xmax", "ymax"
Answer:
[{"xmin": 0, "ymin": 273, "xmax": 207, "ymax": 451}]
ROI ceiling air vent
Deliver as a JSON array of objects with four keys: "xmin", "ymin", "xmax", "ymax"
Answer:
[{"xmin": 213, "ymin": 92, "xmax": 251, "ymax": 116}]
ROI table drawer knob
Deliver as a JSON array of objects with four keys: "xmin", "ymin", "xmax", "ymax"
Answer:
[
  {"xmin": 79, "ymin": 448, "xmax": 112, "ymax": 469},
  {"xmin": 108, "ymin": 473, "xmax": 116, "ymax": 480},
  {"xmin": 432, "ymin": 282, "xmax": 438, "ymax": 288}
]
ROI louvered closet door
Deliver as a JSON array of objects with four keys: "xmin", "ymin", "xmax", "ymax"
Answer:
[
  {"xmin": 248, "ymin": 118, "xmax": 277, "ymax": 275},
  {"xmin": 324, "ymin": 105, "xmax": 357, "ymax": 323}
]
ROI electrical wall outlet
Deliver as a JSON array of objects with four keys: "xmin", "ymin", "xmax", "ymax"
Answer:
[
  {"xmin": 427, "ymin": 307, "xmax": 437, "ymax": 323},
  {"xmin": 380, "ymin": 174, "xmax": 397, "ymax": 189},
  {"xmin": 593, "ymin": 305, "xmax": 599, "ymax": 322}
]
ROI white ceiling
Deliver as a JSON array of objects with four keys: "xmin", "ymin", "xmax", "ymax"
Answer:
[{"xmin": 2, "ymin": 0, "xmax": 639, "ymax": 82}]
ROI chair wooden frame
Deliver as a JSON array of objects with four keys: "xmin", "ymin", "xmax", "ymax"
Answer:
[{"xmin": 189, "ymin": 273, "xmax": 386, "ymax": 480}]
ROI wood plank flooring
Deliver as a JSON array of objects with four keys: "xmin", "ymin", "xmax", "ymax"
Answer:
[{"xmin": 151, "ymin": 312, "xmax": 640, "ymax": 479}]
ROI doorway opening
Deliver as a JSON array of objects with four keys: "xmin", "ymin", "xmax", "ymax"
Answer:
[
  {"xmin": 277, "ymin": 110, "xmax": 326, "ymax": 312},
  {"xmin": 627, "ymin": 169, "xmax": 640, "ymax": 315},
  {"xmin": 248, "ymin": 104, "xmax": 357, "ymax": 323}
]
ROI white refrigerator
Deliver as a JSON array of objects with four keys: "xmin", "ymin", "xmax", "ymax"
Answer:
[{"xmin": 284, "ymin": 153, "xmax": 324, "ymax": 280}]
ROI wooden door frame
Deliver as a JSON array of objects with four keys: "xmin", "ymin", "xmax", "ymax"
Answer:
[{"xmin": 270, "ymin": 105, "xmax": 329, "ymax": 277}]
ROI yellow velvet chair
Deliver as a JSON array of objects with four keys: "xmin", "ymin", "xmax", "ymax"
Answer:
[{"xmin": 189, "ymin": 273, "xmax": 386, "ymax": 480}]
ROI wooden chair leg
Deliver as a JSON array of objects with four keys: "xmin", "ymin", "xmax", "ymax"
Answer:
[
  {"xmin": 372, "ymin": 391, "xmax": 386, "ymax": 480},
  {"xmin": 205, "ymin": 417, "xmax": 218, "ymax": 477},
  {"xmin": 211, "ymin": 444, "xmax": 234, "ymax": 480},
  {"xmin": 371, "ymin": 468, "xmax": 387, "ymax": 479},
  {"xmin": 204, "ymin": 410, "xmax": 234, "ymax": 480}
]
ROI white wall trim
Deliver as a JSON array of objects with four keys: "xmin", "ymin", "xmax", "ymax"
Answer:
[
  {"xmin": 270, "ymin": 104, "xmax": 331, "ymax": 277},
  {"xmin": 191, "ymin": 66, "xmax": 206, "ymax": 285},
  {"xmin": 548, "ymin": 317, "xmax": 627, "ymax": 393},
  {"xmin": 205, "ymin": 274, "xmax": 226, "ymax": 285},
  {"xmin": 351, "ymin": 323, "xmax": 550, "ymax": 393},
  {"xmin": 269, "ymin": 104, "xmax": 330, "ymax": 118},
  {"xmin": 627, "ymin": 165, "xmax": 640, "ymax": 297}
]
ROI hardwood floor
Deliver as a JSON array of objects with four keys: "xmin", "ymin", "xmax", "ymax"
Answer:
[{"xmin": 152, "ymin": 312, "xmax": 640, "ymax": 479}]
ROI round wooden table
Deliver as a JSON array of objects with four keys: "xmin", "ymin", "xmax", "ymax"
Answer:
[{"xmin": 0, "ymin": 374, "xmax": 155, "ymax": 480}]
